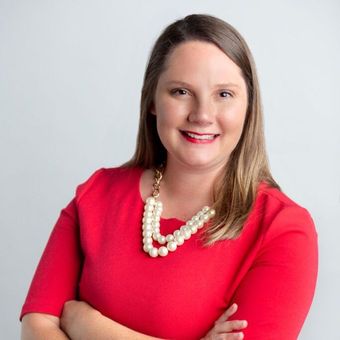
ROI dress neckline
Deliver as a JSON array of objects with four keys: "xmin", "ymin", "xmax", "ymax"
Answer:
[{"xmin": 135, "ymin": 166, "xmax": 185, "ymax": 224}]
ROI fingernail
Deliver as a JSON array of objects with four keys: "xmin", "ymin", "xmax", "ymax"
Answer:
[{"xmin": 242, "ymin": 320, "xmax": 248, "ymax": 327}]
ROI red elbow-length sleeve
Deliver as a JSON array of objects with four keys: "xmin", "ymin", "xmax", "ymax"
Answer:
[
  {"xmin": 19, "ymin": 169, "xmax": 104, "ymax": 321},
  {"xmin": 229, "ymin": 206, "xmax": 318, "ymax": 339},
  {"xmin": 19, "ymin": 198, "xmax": 82, "ymax": 321}
]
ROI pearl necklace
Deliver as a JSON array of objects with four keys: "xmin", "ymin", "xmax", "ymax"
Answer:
[{"xmin": 142, "ymin": 166, "xmax": 216, "ymax": 258}]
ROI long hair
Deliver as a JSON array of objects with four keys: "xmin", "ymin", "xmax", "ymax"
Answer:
[{"xmin": 122, "ymin": 13, "xmax": 281, "ymax": 247}]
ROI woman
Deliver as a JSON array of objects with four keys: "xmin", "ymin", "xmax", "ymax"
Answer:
[{"xmin": 20, "ymin": 14, "xmax": 318, "ymax": 339}]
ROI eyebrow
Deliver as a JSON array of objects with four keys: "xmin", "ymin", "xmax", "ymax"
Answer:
[{"xmin": 165, "ymin": 80, "xmax": 241, "ymax": 89}]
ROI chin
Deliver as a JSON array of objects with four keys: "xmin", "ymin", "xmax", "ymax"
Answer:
[{"xmin": 179, "ymin": 158, "xmax": 217, "ymax": 169}]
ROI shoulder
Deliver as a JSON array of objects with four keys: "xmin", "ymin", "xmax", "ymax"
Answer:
[
  {"xmin": 74, "ymin": 165, "xmax": 144, "ymax": 204},
  {"xmin": 256, "ymin": 181, "xmax": 305, "ymax": 208},
  {"xmin": 250, "ymin": 181, "xmax": 318, "ymax": 242}
]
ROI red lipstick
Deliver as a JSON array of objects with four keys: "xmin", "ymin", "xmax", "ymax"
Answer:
[{"xmin": 180, "ymin": 130, "xmax": 219, "ymax": 144}]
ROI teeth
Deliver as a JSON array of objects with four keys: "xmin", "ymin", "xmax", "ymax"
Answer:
[{"xmin": 186, "ymin": 132, "xmax": 215, "ymax": 140}]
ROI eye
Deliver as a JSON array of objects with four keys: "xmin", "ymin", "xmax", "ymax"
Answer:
[
  {"xmin": 171, "ymin": 88, "xmax": 189, "ymax": 96},
  {"xmin": 220, "ymin": 91, "xmax": 233, "ymax": 98}
]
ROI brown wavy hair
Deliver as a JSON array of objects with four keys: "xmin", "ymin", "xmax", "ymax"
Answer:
[{"xmin": 122, "ymin": 13, "xmax": 281, "ymax": 247}]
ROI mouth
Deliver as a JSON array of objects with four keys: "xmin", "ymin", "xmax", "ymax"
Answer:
[{"xmin": 180, "ymin": 130, "xmax": 220, "ymax": 143}]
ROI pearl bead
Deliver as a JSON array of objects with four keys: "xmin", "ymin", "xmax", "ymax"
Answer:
[
  {"xmin": 149, "ymin": 248, "xmax": 158, "ymax": 257},
  {"xmin": 143, "ymin": 230, "xmax": 152, "ymax": 237},
  {"xmin": 157, "ymin": 235, "xmax": 166, "ymax": 244},
  {"xmin": 197, "ymin": 220, "xmax": 204, "ymax": 229},
  {"xmin": 158, "ymin": 246, "xmax": 168, "ymax": 256},
  {"xmin": 166, "ymin": 234, "xmax": 174, "ymax": 242},
  {"xmin": 190, "ymin": 225, "xmax": 198, "ymax": 234},
  {"xmin": 144, "ymin": 211, "xmax": 153, "ymax": 218},
  {"xmin": 146, "ymin": 197, "xmax": 156, "ymax": 205},
  {"xmin": 144, "ymin": 217, "xmax": 152, "ymax": 224},
  {"xmin": 175, "ymin": 235, "xmax": 185, "ymax": 245},
  {"xmin": 143, "ymin": 224, "xmax": 152, "ymax": 230},
  {"xmin": 153, "ymin": 233, "xmax": 160, "ymax": 241},
  {"xmin": 182, "ymin": 229, "xmax": 191, "ymax": 240},
  {"xmin": 180, "ymin": 226, "xmax": 191, "ymax": 240},
  {"xmin": 167, "ymin": 241, "xmax": 177, "ymax": 252},
  {"xmin": 202, "ymin": 214, "xmax": 209, "ymax": 222},
  {"xmin": 152, "ymin": 221, "xmax": 160, "ymax": 228},
  {"xmin": 174, "ymin": 230, "xmax": 182, "ymax": 238},
  {"xmin": 143, "ymin": 237, "xmax": 152, "ymax": 245},
  {"xmin": 192, "ymin": 219, "xmax": 199, "ymax": 226},
  {"xmin": 202, "ymin": 206, "xmax": 210, "ymax": 212},
  {"xmin": 143, "ymin": 244, "xmax": 153, "ymax": 252}
]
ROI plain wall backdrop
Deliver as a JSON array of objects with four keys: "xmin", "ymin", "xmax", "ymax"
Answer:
[{"xmin": 1, "ymin": 0, "xmax": 339, "ymax": 338}]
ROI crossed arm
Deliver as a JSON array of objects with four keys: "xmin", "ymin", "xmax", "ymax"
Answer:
[
  {"xmin": 21, "ymin": 305, "xmax": 162, "ymax": 340},
  {"xmin": 21, "ymin": 300, "xmax": 246, "ymax": 340}
]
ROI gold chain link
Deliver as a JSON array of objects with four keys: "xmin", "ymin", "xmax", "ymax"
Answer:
[{"xmin": 152, "ymin": 164, "xmax": 164, "ymax": 198}]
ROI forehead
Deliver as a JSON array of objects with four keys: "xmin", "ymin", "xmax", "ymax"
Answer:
[{"xmin": 159, "ymin": 40, "xmax": 244, "ymax": 85}]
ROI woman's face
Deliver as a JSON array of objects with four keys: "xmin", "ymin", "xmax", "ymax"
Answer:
[{"xmin": 151, "ymin": 40, "xmax": 248, "ymax": 171}]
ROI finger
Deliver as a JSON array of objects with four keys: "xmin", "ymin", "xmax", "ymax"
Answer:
[
  {"xmin": 216, "ymin": 303, "xmax": 238, "ymax": 324},
  {"xmin": 215, "ymin": 320, "xmax": 248, "ymax": 333},
  {"xmin": 226, "ymin": 332, "xmax": 244, "ymax": 339},
  {"xmin": 211, "ymin": 332, "xmax": 244, "ymax": 340},
  {"xmin": 64, "ymin": 300, "xmax": 78, "ymax": 309}
]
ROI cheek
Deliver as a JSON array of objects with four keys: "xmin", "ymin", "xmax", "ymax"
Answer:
[
  {"xmin": 154, "ymin": 104, "xmax": 174, "ymax": 140},
  {"xmin": 156, "ymin": 100, "xmax": 187, "ymax": 127},
  {"xmin": 220, "ymin": 105, "xmax": 247, "ymax": 133}
]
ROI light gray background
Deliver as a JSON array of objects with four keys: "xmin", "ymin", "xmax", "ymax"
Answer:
[{"xmin": 1, "ymin": 1, "xmax": 339, "ymax": 339}]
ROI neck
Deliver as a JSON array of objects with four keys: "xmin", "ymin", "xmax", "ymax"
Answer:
[{"xmin": 159, "ymin": 159, "xmax": 225, "ymax": 206}]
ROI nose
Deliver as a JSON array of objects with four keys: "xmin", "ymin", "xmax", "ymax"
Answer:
[{"xmin": 187, "ymin": 98, "xmax": 214, "ymax": 126}]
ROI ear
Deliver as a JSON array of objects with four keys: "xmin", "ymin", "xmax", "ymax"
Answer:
[{"xmin": 149, "ymin": 103, "xmax": 156, "ymax": 116}]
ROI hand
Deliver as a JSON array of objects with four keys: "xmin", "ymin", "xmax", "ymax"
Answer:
[
  {"xmin": 201, "ymin": 303, "xmax": 247, "ymax": 340},
  {"xmin": 60, "ymin": 300, "xmax": 101, "ymax": 340}
]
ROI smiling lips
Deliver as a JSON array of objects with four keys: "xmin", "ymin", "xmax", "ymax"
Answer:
[{"xmin": 180, "ymin": 130, "xmax": 219, "ymax": 144}]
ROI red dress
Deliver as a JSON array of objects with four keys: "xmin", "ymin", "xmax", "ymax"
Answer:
[{"xmin": 20, "ymin": 166, "xmax": 318, "ymax": 339}]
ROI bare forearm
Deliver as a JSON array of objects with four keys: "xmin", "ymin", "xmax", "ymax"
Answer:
[
  {"xmin": 21, "ymin": 316, "xmax": 69, "ymax": 340},
  {"xmin": 21, "ymin": 323, "xmax": 70, "ymax": 340},
  {"xmin": 60, "ymin": 300, "xmax": 165, "ymax": 340},
  {"xmin": 84, "ymin": 311, "xmax": 164, "ymax": 340}
]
